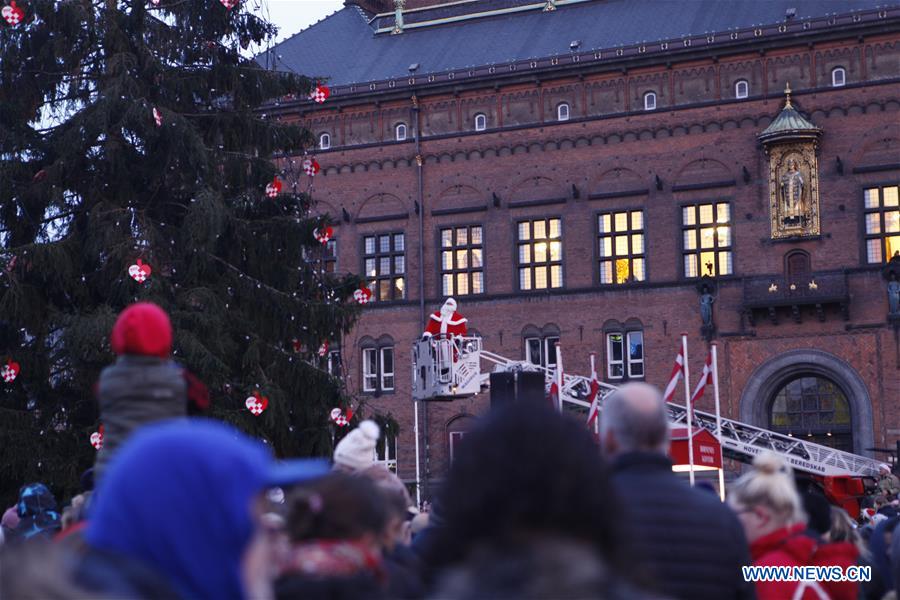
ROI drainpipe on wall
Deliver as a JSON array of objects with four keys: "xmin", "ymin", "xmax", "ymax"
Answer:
[
  {"xmin": 392, "ymin": 0, "xmax": 406, "ymax": 35},
  {"xmin": 412, "ymin": 93, "xmax": 429, "ymax": 503}
]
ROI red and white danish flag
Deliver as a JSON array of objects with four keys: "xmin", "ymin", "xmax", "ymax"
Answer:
[
  {"xmin": 662, "ymin": 349, "xmax": 684, "ymax": 403},
  {"xmin": 547, "ymin": 344, "xmax": 564, "ymax": 411},
  {"xmin": 691, "ymin": 352, "xmax": 714, "ymax": 404},
  {"xmin": 586, "ymin": 354, "xmax": 602, "ymax": 426}
]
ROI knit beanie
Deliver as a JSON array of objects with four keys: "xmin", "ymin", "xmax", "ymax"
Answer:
[
  {"xmin": 333, "ymin": 420, "xmax": 380, "ymax": 471},
  {"xmin": 110, "ymin": 302, "xmax": 172, "ymax": 358}
]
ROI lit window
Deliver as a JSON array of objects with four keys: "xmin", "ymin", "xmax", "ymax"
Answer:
[
  {"xmin": 395, "ymin": 123, "xmax": 407, "ymax": 141},
  {"xmin": 832, "ymin": 67, "xmax": 846, "ymax": 87},
  {"xmin": 735, "ymin": 80, "xmax": 749, "ymax": 99},
  {"xmin": 517, "ymin": 218, "xmax": 563, "ymax": 291},
  {"xmin": 863, "ymin": 185, "xmax": 900, "ymax": 264},
  {"xmin": 557, "ymin": 103, "xmax": 570, "ymax": 121},
  {"xmin": 319, "ymin": 132, "xmax": 331, "ymax": 150},
  {"xmin": 682, "ymin": 202, "xmax": 733, "ymax": 278},
  {"xmin": 474, "ymin": 113, "xmax": 487, "ymax": 131},
  {"xmin": 644, "ymin": 92, "xmax": 657, "ymax": 111},
  {"xmin": 598, "ymin": 210, "xmax": 646, "ymax": 285},
  {"xmin": 363, "ymin": 233, "xmax": 405, "ymax": 302},
  {"xmin": 361, "ymin": 341, "xmax": 394, "ymax": 393},
  {"xmin": 440, "ymin": 225, "xmax": 484, "ymax": 296},
  {"xmin": 524, "ymin": 335, "xmax": 560, "ymax": 369},
  {"xmin": 605, "ymin": 329, "xmax": 644, "ymax": 380}
]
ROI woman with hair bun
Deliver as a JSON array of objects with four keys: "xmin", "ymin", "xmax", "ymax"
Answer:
[{"xmin": 728, "ymin": 452, "xmax": 859, "ymax": 600}]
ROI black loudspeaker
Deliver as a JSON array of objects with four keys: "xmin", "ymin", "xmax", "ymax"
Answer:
[{"xmin": 490, "ymin": 371, "xmax": 546, "ymax": 408}]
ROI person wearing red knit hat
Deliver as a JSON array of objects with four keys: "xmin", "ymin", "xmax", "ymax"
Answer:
[{"xmin": 94, "ymin": 303, "xmax": 187, "ymax": 485}]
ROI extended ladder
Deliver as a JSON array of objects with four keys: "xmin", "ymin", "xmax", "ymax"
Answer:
[{"xmin": 412, "ymin": 336, "xmax": 884, "ymax": 478}]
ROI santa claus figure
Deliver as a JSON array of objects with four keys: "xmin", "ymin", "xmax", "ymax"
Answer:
[{"xmin": 423, "ymin": 297, "xmax": 468, "ymax": 339}]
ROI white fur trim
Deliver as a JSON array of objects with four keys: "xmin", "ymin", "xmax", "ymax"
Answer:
[{"xmin": 359, "ymin": 420, "xmax": 380, "ymax": 440}]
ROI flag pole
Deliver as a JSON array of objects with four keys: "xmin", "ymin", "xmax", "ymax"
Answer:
[
  {"xmin": 556, "ymin": 342, "xmax": 564, "ymax": 412},
  {"xmin": 711, "ymin": 342, "xmax": 725, "ymax": 501},
  {"xmin": 681, "ymin": 333, "xmax": 695, "ymax": 486},
  {"xmin": 589, "ymin": 352, "xmax": 599, "ymax": 433}
]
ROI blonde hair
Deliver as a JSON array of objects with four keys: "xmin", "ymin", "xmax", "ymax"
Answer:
[{"xmin": 730, "ymin": 452, "xmax": 806, "ymax": 526}]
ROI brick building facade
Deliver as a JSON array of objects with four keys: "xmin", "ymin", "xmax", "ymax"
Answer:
[{"xmin": 263, "ymin": 0, "xmax": 900, "ymax": 497}]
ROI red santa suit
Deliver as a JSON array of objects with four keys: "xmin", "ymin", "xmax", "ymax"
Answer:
[{"xmin": 423, "ymin": 298, "xmax": 468, "ymax": 339}]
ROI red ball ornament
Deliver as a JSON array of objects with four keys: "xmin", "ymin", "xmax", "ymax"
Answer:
[
  {"xmin": 219, "ymin": 0, "xmax": 238, "ymax": 9},
  {"xmin": 303, "ymin": 158, "xmax": 320, "ymax": 177},
  {"xmin": 90, "ymin": 424, "xmax": 104, "ymax": 450},
  {"xmin": 2, "ymin": 1, "xmax": 24, "ymax": 26},
  {"xmin": 128, "ymin": 259, "xmax": 152, "ymax": 283},
  {"xmin": 353, "ymin": 286, "xmax": 372, "ymax": 305},
  {"xmin": 153, "ymin": 107, "xmax": 163, "ymax": 127},
  {"xmin": 245, "ymin": 391, "xmax": 269, "ymax": 416},
  {"xmin": 309, "ymin": 84, "xmax": 330, "ymax": 104},
  {"xmin": 313, "ymin": 226, "xmax": 333, "ymax": 245},
  {"xmin": 1, "ymin": 360, "xmax": 20, "ymax": 383},
  {"xmin": 265, "ymin": 177, "xmax": 282, "ymax": 198},
  {"xmin": 317, "ymin": 341, "xmax": 329, "ymax": 357}
]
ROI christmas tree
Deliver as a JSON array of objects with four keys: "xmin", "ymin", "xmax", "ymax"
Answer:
[{"xmin": 0, "ymin": 0, "xmax": 361, "ymax": 506}]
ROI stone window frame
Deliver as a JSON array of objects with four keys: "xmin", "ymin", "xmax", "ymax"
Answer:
[
  {"xmin": 395, "ymin": 122, "xmax": 408, "ymax": 141},
  {"xmin": 522, "ymin": 324, "xmax": 561, "ymax": 369},
  {"xmin": 319, "ymin": 132, "xmax": 331, "ymax": 150},
  {"xmin": 557, "ymin": 102, "xmax": 570, "ymax": 121},
  {"xmin": 831, "ymin": 66, "xmax": 846, "ymax": 87},
  {"xmin": 474, "ymin": 113, "xmax": 487, "ymax": 131},
  {"xmin": 735, "ymin": 79, "xmax": 749, "ymax": 99},
  {"xmin": 643, "ymin": 91, "xmax": 657, "ymax": 111}
]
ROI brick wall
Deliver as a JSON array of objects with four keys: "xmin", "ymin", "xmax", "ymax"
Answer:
[{"xmin": 282, "ymin": 33, "xmax": 900, "ymax": 494}]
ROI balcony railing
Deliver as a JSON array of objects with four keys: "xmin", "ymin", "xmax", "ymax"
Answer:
[{"xmin": 742, "ymin": 270, "xmax": 849, "ymax": 325}]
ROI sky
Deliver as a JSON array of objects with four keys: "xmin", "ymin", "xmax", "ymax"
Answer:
[{"xmin": 255, "ymin": 0, "xmax": 346, "ymax": 44}]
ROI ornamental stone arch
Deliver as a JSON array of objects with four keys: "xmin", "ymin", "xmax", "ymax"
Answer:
[{"xmin": 738, "ymin": 349, "xmax": 874, "ymax": 457}]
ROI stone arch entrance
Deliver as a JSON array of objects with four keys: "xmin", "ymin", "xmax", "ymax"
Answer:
[{"xmin": 739, "ymin": 349, "xmax": 874, "ymax": 456}]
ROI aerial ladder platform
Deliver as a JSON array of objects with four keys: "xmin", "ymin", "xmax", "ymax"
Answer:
[{"xmin": 411, "ymin": 335, "xmax": 885, "ymax": 480}]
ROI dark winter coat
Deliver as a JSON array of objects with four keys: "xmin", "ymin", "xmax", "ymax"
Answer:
[
  {"xmin": 94, "ymin": 355, "xmax": 186, "ymax": 483},
  {"xmin": 72, "ymin": 547, "xmax": 184, "ymax": 600},
  {"xmin": 610, "ymin": 451, "xmax": 756, "ymax": 600}
]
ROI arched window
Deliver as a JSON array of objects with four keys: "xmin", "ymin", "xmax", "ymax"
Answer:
[
  {"xmin": 523, "ymin": 324, "xmax": 560, "ymax": 368},
  {"xmin": 832, "ymin": 67, "xmax": 846, "ymax": 87},
  {"xmin": 360, "ymin": 335, "xmax": 395, "ymax": 394},
  {"xmin": 603, "ymin": 319, "xmax": 644, "ymax": 380},
  {"xmin": 735, "ymin": 79, "xmax": 749, "ymax": 99},
  {"xmin": 557, "ymin": 102, "xmax": 570, "ymax": 121},
  {"xmin": 395, "ymin": 123, "xmax": 407, "ymax": 141},
  {"xmin": 474, "ymin": 113, "xmax": 487, "ymax": 131},
  {"xmin": 447, "ymin": 414, "xmax": 478, "ymax": 464},
  {"xmin": 643, "ymin": 92, "xmax": 657, "ymax": 111},
  {"xmin": 319, "ymin": 132, "xmax": 331, "ymax": 150},
  {"xmin": 769, "ymin": 375, "xmax": 852, "ymax": 451}
]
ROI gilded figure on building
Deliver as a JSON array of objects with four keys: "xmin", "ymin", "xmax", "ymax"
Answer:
[{"xmin": 780, "ymin": 158, "xmax": 805, "ymax": 226}]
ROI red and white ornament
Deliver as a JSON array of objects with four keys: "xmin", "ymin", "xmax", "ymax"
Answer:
[
  {"xmin": 2, "ymin": 1, "xmax": 24, "ymax": 26},
  {"xmin": 90, "ymin": 425, "xmax": 104, "ymax": 450},
  {"xmin": 330, "ymin": 407, "xmax": 352, "ymax": 427},
  {"xmin": 265, "ymin": 177, "xmax": 282, "ymax": 198},
  {"xmin": 313, "ymin": 226, "xmax": 333, "ymax": 245},
  {"xmin": 309, "ymin": 84, "xmax": 330, "ymax": 104},
  {"xmin": 1, "ymin": 360, "xmax": 20, "ymax": 383},
  {"xmin": 128, "ymin": 259, "xmax": 152, "ymax": 283},
  {"xmin": 150, "ymin": 0, "xmax": 160, "ymax": 5},
  {"xmin": 317, "ymin": 341, "xmax": 329, "ymax": 357},
  {"xmin": 219, "ymin": 0, "xmax": 238, "ymax": 9},
  {"xmin": 245, "ymin": 391, "xmax": 269, "ymax": 416},
  {"xmin": 353, "ymin": 286, "xmax": 372, "ymax": 305},
  {"xmin": 153, "ymin": 107, "xmax": 163, "ymax": 127},
  {"xmin": 291, "ymin": 338, "xmax": 303, "ymax": 353},
  {"xmin": 303, "ymin": 158, "xmax": 320, "ymax": 177}
]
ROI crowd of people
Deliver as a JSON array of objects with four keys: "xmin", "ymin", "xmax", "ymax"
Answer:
[{"xmin": 2, "ymin": 302, "xmax": 900, "ymax": 599}]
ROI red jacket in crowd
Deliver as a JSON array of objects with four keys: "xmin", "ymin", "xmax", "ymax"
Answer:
[{"xmin": 750, "ymin": 523, "xmax": 859, "ymax": 600}]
